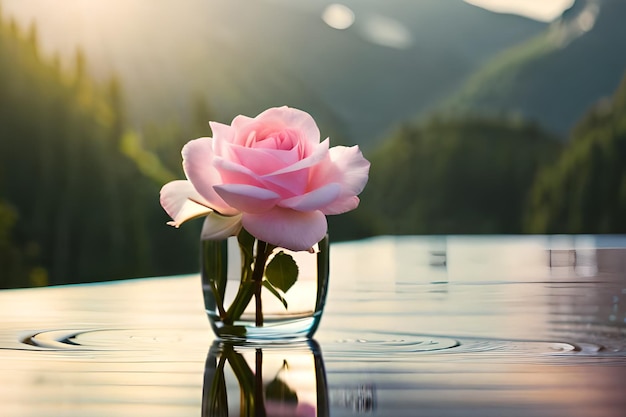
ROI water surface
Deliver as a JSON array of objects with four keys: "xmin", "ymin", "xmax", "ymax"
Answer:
[{"xmin": 1, "ymin": 235, "xmax": 625, "ymax": 416}]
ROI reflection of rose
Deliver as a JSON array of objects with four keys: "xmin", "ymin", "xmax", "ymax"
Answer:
[
  {"xmin": 160, "ymin": 106, "xmax": 370, "ymax": 251},
  {"xmin": 265, "ymin": 400, "xmax": 316, "ymax": 417}
]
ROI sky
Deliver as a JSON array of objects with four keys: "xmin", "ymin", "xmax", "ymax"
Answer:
[{"xmin": 464, "ymin": 0, "xmax": 575, "ymax": 21}]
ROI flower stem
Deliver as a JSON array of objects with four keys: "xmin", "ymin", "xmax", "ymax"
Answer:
[
  {"xmin": 255, "ymin": 349, "xmax": 267, "ymax": 417},
  {"xmin": 209, "ymin": 280, "xmax": 228, "ymax": 319},
  {"xmin": 222, "ymin": 238, "xmax": 255, "ymax": 325},
  {"xmin": 252, "ymin": 240, "xmax": 271, "ymax": 327},
  {"xmin": 223, "ymin": 346, "xmax": 255, "ymax": 414}
]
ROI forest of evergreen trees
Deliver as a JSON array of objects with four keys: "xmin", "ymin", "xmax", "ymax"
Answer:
[
  {"xmin": 525, "ymin": 75, "xmax": 626, "ymax": 233},
  {"xmin": 350, "ymin": 117, "xmax": 563, "ymax": 236},
  {"xmin": 0, "ymin": 10, "xmax": 200, "ymax": 288},
  {"xmin": 1, "ymin": 8, "xmax": 625, "ymax": 289},
  {"xmin": 342, "ymin": 73, "xmax": 626, "ymax": 239}
]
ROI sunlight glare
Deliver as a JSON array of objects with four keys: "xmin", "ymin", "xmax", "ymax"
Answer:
[
  {"xmin": 576, "ymin": 4, "xmax": 599, "ymax": 32},
  {"xmin": 322, "ymin": 4, "xmax": 355, "ymax": 30},
  {"xmin": 360, "ymin": 14, "xmax": 412, "ymax": 49}
]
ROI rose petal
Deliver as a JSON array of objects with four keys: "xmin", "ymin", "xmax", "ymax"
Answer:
[
  {"xmin": 321, "ymin": 195, "xmax": 360, "ymax": 215},
  {"xmin": 160, "ymin": 180, "xmax": 213, "ymax": 227},
  {"xmin": 262, "ymin": 169, "xmax": 309, "ymax": 196},
  {"xmin": 208, "ymin": 121, "xmax": 234, "ymax": 143},
  {"xmin": 229, "ymin": 114, "xmax": 258, "ymax": 146},
  {"xmin": 279, "ymin": 183, "xmax": 341, "ymax": 211},
  {"xmin": 328, "ymin": 145, "xmax": 371, "ymax": 196},
  {"xmin": 253, "ymin": 106, "xmax": 321, "ymax": 146},
  {"xmin": 210, "ymin": 121, "xmax": 237, "ymax": 158},
  {"xmin": 214, "ymin": 184, "xmax": 281, "ymax": 213},
  {"xmin": 269, "ymin": 139, "xmax": 329, "ymax": 176},
  {"xmin": 242, "ymin": 207, "xmax": 327, "ymax": 251},
  {"xmin": 311, "ymin": 145, "xmax": 370, "ymax": 214},
  {"xmin": 213, "ymin": 156, "xmax": 266, "ymax": 188},
  {"xmin": 182, "ymin": 138, "xmax": 239, "ymax": 215},
  {"xmin": 230, "ymin": 144, "xmax": 299, "ymax": 175},
  {"xmin": 200, "ymin": 212, "xmax": 243, "ymax": 240}
]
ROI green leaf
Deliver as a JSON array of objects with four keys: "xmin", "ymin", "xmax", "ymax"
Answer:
[
  {"xmin": 237, "ymin": 228, "xmax": 256, "ymax": 261},
  {"xmin": 265, "ymin": 251, "xmax": 298, "ymax": 293},
  {"xmin": 262, "ymin": 280, "xmax": 288, "ymax": 309},
  {"xmin": 265, "ymin": 376, "xmax": 298, "ymax": 404}
]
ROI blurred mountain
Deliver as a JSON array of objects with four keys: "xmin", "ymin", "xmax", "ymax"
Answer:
[
  {"xmin": 442, "ymin": 0, "xmax": 626, "ymax": 136},
  {"xmin": 0, "ymin": 0, "xmax": 546, "ymax": 148}
]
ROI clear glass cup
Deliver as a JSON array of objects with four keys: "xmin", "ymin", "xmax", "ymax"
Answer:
[{"xmin": 201, "ymin": 235, "xmax": 329, "ymax": 341}]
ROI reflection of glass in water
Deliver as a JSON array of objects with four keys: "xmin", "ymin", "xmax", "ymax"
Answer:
[
  {"xmin": 202, "ymin": 340, "xmax": 328, "ymax": 416},
  {"xmin": 547, "ymin": 235, "xmax": 598, "ymax": 277},
  {"xmin": 329, "ymin": 384, "xmax": 376, "ymax": 413}
]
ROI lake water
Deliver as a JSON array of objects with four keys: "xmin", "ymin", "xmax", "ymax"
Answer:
[{"xmin": 1, "ymin": 235, "xmax": 625, "ymax": 416}]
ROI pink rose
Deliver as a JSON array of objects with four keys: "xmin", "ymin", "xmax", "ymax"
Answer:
[{"xmin": 160, "ymin": 106, "xmax": 370, "ymax": 251}]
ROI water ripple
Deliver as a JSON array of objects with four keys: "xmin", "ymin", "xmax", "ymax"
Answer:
[
  {"xmin": 5, "ymin": 327, "xmax": 622, "ymax": 366},
  {"xmin": 17, "ymin": 328, "xmax": 211, "ymax": 353}
]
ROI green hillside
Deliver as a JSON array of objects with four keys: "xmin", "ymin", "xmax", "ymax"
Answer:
[
  {"xmin": 345, "ymin": 117, "xmax": 562, "ymax": 237},
  {"xmin": 443, "ymin": 0, "xmax": 626, "ymax": 136},
  {"xmin": 525, "ymin": 71, "xmax": 626, "ymax": 233},
  {"xmin": 0, "ymin": 10, "xmax": 198, "ymax": 288}
]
